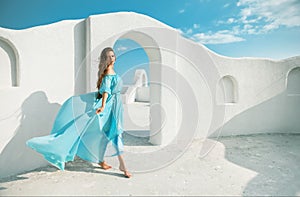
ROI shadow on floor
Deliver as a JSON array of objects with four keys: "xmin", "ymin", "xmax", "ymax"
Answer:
[
  {"xmin": 0, "ymin": 161, "xmax": 57, "ymax": 186},
  {"xmin": 0, "ymin": 155, "xmax": 127, "ymax": 188},
  {"xmin": 64, "ymin": 157, "xmax": 126, "ymax": 178},
  {"xmin": 215, "ymin": 133, "xmax": 300, "ymax": 196},
  {"xmin": 123, "ymin": 130, "xmax": 152, "ymax": 146}
]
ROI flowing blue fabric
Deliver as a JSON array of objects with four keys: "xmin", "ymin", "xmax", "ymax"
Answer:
[{"xmin": 26, "ymin": 74, "xmax": 124, "ymax": 170}]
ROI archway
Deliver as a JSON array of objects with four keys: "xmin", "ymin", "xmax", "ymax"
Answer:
[
  {"xmin": 112, "ymin": 38, "xmax": 150, "ymax": 139},
  {"xmin": 287, "ymin": 67, "xmax": 300, "ymax": 96},
  {"xmin": 217, "ymin": 75, "xmax": 238, "ymax": 104},
  {"xmin": 113, "ymin": 30, "xmax": 162, "ymax": 144},
  {"xmin": 113, "ymin": 38, "xmax": 149, "ymax": 85},
  {"xmin": 0, "ymin": 37, "xmax": 19, "ymax": 88}
]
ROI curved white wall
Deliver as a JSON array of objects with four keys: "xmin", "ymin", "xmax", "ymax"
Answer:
[
  {"xmin": 0, "ymin": 12, "xmax": 299, "ymax": 178},
  {"xmin": 207, "ymin": 54, "xmax": 300, "ymax": 137}
]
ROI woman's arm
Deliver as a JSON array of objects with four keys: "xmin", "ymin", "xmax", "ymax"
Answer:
[{"xmin": 96, "ymin": 92, "xmax": 108, "ymax": 114}]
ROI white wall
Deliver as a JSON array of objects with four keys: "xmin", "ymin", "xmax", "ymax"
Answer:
[
  {"xmin": 208, "ymin": 54, "xmax": 300, "ymax": 136},
  {"xmin": 0, "ymin": 19, "xmax": 85, "ymax": 178},
  {"xmin": 0, "ymin": 12, "xmax": 299, "ymax": 178},
  {"xmin": 136, "ymin": 87, "xmax": 150, "ymax": 102}
]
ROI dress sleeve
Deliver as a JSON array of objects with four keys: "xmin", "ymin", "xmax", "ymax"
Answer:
[{"xmin": 99, "ymin": 76, "xmax": 112, "ymax": 95}]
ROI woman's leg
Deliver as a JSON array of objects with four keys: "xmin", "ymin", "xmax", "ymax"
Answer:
[
  {"xmin": 98, "ymin": 135, "xmax": 112, "ymax": 170},
  {"xmin": 118, "ymin": 154, "xmax": 131, "ymax": 178}
]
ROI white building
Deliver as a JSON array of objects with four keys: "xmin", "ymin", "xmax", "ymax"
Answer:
[{"xmin": 0, "ymin": 12, "xmax": 299, "ymax": 178}]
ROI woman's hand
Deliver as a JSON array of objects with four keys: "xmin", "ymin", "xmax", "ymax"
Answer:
[
  {"xmin": 96, "ymin": 92, "xmax": 108, "ymax": 114},
  {"xmin": 96, "ymin": 106, "xmax": 105, "ymax": 114}
]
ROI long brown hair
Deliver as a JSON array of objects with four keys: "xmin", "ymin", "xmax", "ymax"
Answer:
[{"xmin": 96, "ymin": 47, "xmax": 115, "ymax": 99}]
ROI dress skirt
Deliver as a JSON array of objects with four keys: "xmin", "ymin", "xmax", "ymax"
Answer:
[{"xmin": 26, "ymin": 75, "xmax": 124, "ymax": 170}]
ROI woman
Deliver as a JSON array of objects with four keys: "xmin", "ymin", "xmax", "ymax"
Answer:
[{"xmin": 26, "ymin": 47, "xmax": 131, "ymax": 178}]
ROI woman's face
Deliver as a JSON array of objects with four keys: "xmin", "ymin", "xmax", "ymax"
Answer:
[{"xmin": 106, "ymin": 51, "xmax": 116, "ymax": 65}]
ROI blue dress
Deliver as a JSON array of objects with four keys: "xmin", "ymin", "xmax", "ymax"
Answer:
[{"xmin": 26, "ymin": 74, "xmax": 124, "ymax": 170}]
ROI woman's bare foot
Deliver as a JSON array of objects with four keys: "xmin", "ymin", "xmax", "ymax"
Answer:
[
  {"xmin": 99, "ymin": 161, "xmax": 112, "ymax": 170},
  {"xmin": 119, "ymin": 166, "xmax": 131, "ymax": 178}
]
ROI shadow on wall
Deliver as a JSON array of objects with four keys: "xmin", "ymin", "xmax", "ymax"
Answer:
[
  {"xmin": 208, "ymin": 67, "xmax": 300, "ymax": 196},
  {"xmin": 211, "ymin": 67, "xmax": 300, "ymax": 136},
  {"xmin": 0, "ymin": 91, "xmax": 61, "ymax": 178},
  {"xmin": 212, "ymin": 90, "xmax": 300, "ymax": 137},
  {"xmin": 73, "ymin": 20, "xmax": 87, "ymax": 95}
]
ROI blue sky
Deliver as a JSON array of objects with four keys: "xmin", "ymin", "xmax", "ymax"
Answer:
[
  {"xmin": 113, "ymin": 39, "xmax": 149, "ymax": 84},
  {"xmin": 0, "ymin": 0, "xmax": 300, "ymax": 74}
]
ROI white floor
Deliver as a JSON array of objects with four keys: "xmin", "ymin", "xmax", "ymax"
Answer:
[{"xmin": 0, "ymin": 133, "xmax": 299, "ymax": 196}]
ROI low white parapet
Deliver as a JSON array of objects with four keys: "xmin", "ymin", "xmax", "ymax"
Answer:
[
  {"xmin": 121, "ymin": 69, "xmax": 149, "ymax": 104},
  {"xmin": 136, "ymin": 86, "xmax": 150, "ymax": 102}
]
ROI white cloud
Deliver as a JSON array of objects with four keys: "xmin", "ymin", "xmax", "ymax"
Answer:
[
  {"xmin": 227, "ymin": 18, "xmax": 235, "ymax": 24},
  {"xmin": 215, "ymin": 0, "xmax": 300, "ymax": 36},
  {"xmin": 179, "ymin": 22, "xmax": 245, "ymax": 44},
  {"xmin": 193, "ymin": 24, "xmax": 200, "ymax": 29},
  {"xmin": 240, "ymin": 8, "xmax": 252, "ymax": 21},
  {"xmin": 224, "ymin": 3, "xmax": 230, "ymax": 8},
  {"xmin": 190, "ymin": 31, "xmax": 245, "ymax": 44},
  {"xmin": 237, "ymin": 0, "xmax": 300, "ymax": 31},
  {"xmin": 178, "ymin": 0, "xmax": 299, "ymax": 45},
  {"xmin": 186, "ymin": 28, "xmax": 193, "ymax": 34},
  {"xmin": 179, "ymin": 9, "xmax": 185, "ymax": 14},
  {"xmin": 180, "ymin": 27, "xmax": 193, "ymax": 35}
]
